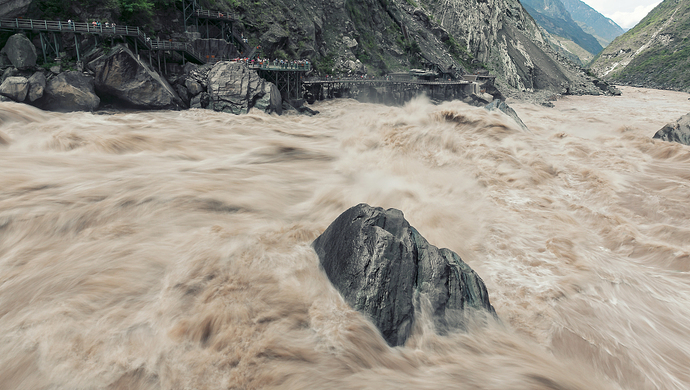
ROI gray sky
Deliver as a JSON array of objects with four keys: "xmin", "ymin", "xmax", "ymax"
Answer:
[{"xmin": 580, "ymin": 0, "xmax": 662, "ymax": 29}]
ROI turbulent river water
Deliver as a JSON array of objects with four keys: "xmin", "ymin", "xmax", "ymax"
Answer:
[{"xmin": 1, "ymin": 87, "xmax": 690, "ymax": 390}]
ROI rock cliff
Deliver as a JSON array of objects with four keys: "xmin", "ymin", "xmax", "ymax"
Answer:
[
  {"xmin": 559, "ymin": 0, "xmax": 625, "ymax": 46},
  {"xmin": 211, "ymin": 0, "xmax": 611, "ymax": 95},
  {"xmin": 521, "ymin": 0, "xmax": 603, "ymax": 58}
]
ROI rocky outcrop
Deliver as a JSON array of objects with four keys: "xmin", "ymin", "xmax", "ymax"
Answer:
[
  {"xmin": 39, "ymin": 71, "xmax": 100, "ymax": 112},
  {"xmin": 485, "ymin": 100, "xmax": 529, "ymax": 131},
  {"xmin": 653, "ymin": 114, "xmax": 690, "ymax": 145},
  {"xmin": 1, "ymin": 34, "xmax": 37, "ymax": 70},
  {"xmin": 312, "ymin": 204, "xmax": 496, "ymax": 347},
  {"xmin": 0, "ymin": 0, "xmax": 32, "ymax": 19},
  {"xmin": 88, "ymin": 45, "xmax": 181, "ymax": 109},
  {"xmin": 0, "ymin": 76, "xmax": 28, "ymax": 101},
  {"xmin": 191, "ymin": 38, "xmax": 240, "ymax": 62},
  {"xmin": 27, "ymin": 72, "xmax": 46, "ymax": 102},
  {"xmin": 207, "ymin": 61, "xmax": 282, "ymax": 115}
]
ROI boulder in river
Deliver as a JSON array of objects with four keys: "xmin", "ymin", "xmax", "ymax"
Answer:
[
  {"xmin": 207, "ymin": 61, "xmax": 282, "ymax": 115},
  {"xmin": 88, "ymin": 45, "xmax": 181, "ymax": 109},
  {"xmin": 0, "ymin": 75, "xmax": 28, "ymax": 101},
  {"xmin": 485, "ymin": 100, "xmax": 529, "ymax": 131},
  {"xmin": 312, "ymin": 204, "xmax": 496, "ymax": 347},
  {"xmin": 654, "ymin": 113, "xmax": 690, "ymax": 146},
  {"xmin": 39, "ymin": 71, "xmax": 100, "ymax": 112},
  {"xmin": 0, "ymin": 34, "xmax": 36, "ymax": 70}
]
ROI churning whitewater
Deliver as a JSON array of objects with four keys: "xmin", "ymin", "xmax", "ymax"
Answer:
[{"xmin": 1, "ymin": 87, "xmax": 690, "ymax": 389}]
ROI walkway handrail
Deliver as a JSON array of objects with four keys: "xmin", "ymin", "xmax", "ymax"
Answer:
[
  {"xmin": 302, "ymin": 78, "xmax": 470, "ymax": 85},
  {"xmin": 248, "ymin": 63, "xmax": 312, "ymax": 71},
  {"xmin": 193, "ymin": 10, "xmax": 236, "ymax": 21},
  {"xmin": 0, "ymin": 17, "xmax": 204, "ymax": 63}
]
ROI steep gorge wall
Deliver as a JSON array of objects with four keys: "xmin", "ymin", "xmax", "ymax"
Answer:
[
  {"xmin": 3, "ymin": 0, "xmax": 610, "ymax": 96},
  {"xmin": 223, "ymin": 0, "xmax": 606, "ymax": 94}
]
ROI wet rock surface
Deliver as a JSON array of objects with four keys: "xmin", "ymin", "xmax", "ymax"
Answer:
[
  {"xmin": 39, "ymin": 71, "xmax": 100, "ymax": 112},
  {"xmin": 88, "ymin": 45, "xmax": 181, "ymax": 109},
  {"xmin": 0, "ymin": 76, "xmax": 28, "ymax": 102},
  {"xmin": 312, "ymin": 204, "xmax": 496, "ymax": 347},
  {"xmin": 654, "ymin": 113, "xmax": 690, "ymax": 146},
  {"xmin": 27, "ymin": 72, "xmax": 46, "ymax": 102},
  {"xmin": 207, "ymin": 61, "xmax": 281, "ymax": 115},
  {"xmin": 485, "ymin": 100, "xmax": 529, "ymax": 131}
]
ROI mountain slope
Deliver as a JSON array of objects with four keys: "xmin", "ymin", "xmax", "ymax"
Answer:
[
  {"xmin": 559, "ymin": 0, "xmax": 625, "ymax": 46},
  {"xmin": 520, "ymin": 0, "xmax": 603, "ymax": 56},
  {"xmin": 589, "ymin": 0, "xmax": 690, "ymax": 91},
  {"xmin": 211, "ymin": 0, "xmax": 610, "ymax": 95},
  {"xmin": 4, "ymin": 0, "xmax": 614, "ymax": 96}
]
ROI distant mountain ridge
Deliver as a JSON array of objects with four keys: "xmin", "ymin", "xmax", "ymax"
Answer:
[
  {"xmin": 520, "ymin": 0, "xmax": 603, "ymax": 58},
  {"xmin": 559, "ymin": 0, "xmax": 625, "ymax": 46},
  {"xmin": 589, "ymin": 0, "xmax": 690, "ymax": 92}
]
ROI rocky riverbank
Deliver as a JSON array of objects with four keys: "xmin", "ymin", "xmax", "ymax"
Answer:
[{"xmin": 0, "ymin": 34, "xmax": 283, "ymax": 114}]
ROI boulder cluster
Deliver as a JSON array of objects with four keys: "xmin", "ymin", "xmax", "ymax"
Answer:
[{"xmin": 0, "ymin": 33, "xmax": 282, "ymax": 114}]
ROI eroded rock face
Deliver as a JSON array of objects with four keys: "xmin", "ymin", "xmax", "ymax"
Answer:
[
  {"xmin": 312, "ymin": 204, "xmax": 496, "ymax": 347},
  {"xmin": 40, "ymin": 71, "xmax": 100, "ymax": 112},
  {"xmin": 0, "ymin": 76, "xmax": 28, "ymax": 101},
  {"xmin": 0, "ymin": 0, "xmax": 32, "ymax": 18},
  {"xmin": 88, "ymin": 45, "xmax": 180, "ymax": 109},
  {"xmin": 27, "ymin": 72, "xmax": 46, "ymax": 102},
  {"xmin": 207, "ymin": 61, "xmax": 282, "ymax": 115},
  {"xmin": 654, "ymin": 114, "xmax": 690, "ymax": 146},
  {"xmin": 1, "ymin": 34, "xmax": 37, "ymax": 70}
]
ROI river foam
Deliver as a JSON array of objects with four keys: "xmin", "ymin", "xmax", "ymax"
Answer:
[{"xmin": 1, "ymin": 87, "xmax": 689, "ymax": 389}]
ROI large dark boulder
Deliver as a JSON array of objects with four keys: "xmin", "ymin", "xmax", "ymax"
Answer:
[
  {"xmin": 39, "ymin": 71, "xmax": 100, "ymax": 112},
  {"xmin": 88, "ymin": 45, "xmax": 180, "ymax": 109},
  {"xmin": 312, "ymin": 204, "xmax": 496, "ymax": 347},
  {"xmin": 654, "ymin": 114, "xmax": 690, "ymax": 146},
  {"xmin": 207, "ymin": 61, "xmax": 282, "ymax": 115},
  {"xmin": 0, "ymin": 34, "xmax": 37, "ymax": 70}
]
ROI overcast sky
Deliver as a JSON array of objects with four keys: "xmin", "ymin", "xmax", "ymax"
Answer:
[{"xmin": 580, "ymin": 0, "xmax": 662, "ymax": 29}]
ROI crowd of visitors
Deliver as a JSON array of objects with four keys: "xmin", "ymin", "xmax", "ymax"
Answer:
[{"xmin": 233, "ymin": 57, "xmax": 311, "ymax": 70}]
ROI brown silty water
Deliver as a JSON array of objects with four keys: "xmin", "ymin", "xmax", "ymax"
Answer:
[{"xmin": 1, "ymin": 86, "xmax": 689, "ymax": 389}]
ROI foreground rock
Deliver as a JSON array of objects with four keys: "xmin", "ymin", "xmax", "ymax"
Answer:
[
  {"xmin": 312, "ymin": 204, "xmax": 496, "ymax": 347},
  {"xmin": 88, "ymin": 45, "xmax": 181, "ymax": 109},
  {"xmin": 39, "ymin": 71, "xmax": 100, "ymax": 112},
  {"xmin": 0, "ymin": 34, "xmax": 37, "ymax": 70},
  {"xmin": 0, "ymin": 76, "xmax": 28, "ymax": 101},
  {"xmin": 207, "ymin": 62, "xmax": 282, "ymax": 115},
  {"xmin": 654, "ymin": 114, "xmax": 690, "ymax": 146}
]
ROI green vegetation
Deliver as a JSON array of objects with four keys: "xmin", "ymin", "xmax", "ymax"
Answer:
[
  {"xmin": 37, "ymin": 0, "xmax": 179, "ymax": 25},
  {"xmin": 314, "ymin": 53, "xmax": 335, "ymax": 75},
  {"xmin": 591, "ymin": 1, "xmax": 690, "ymax": 90}
]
